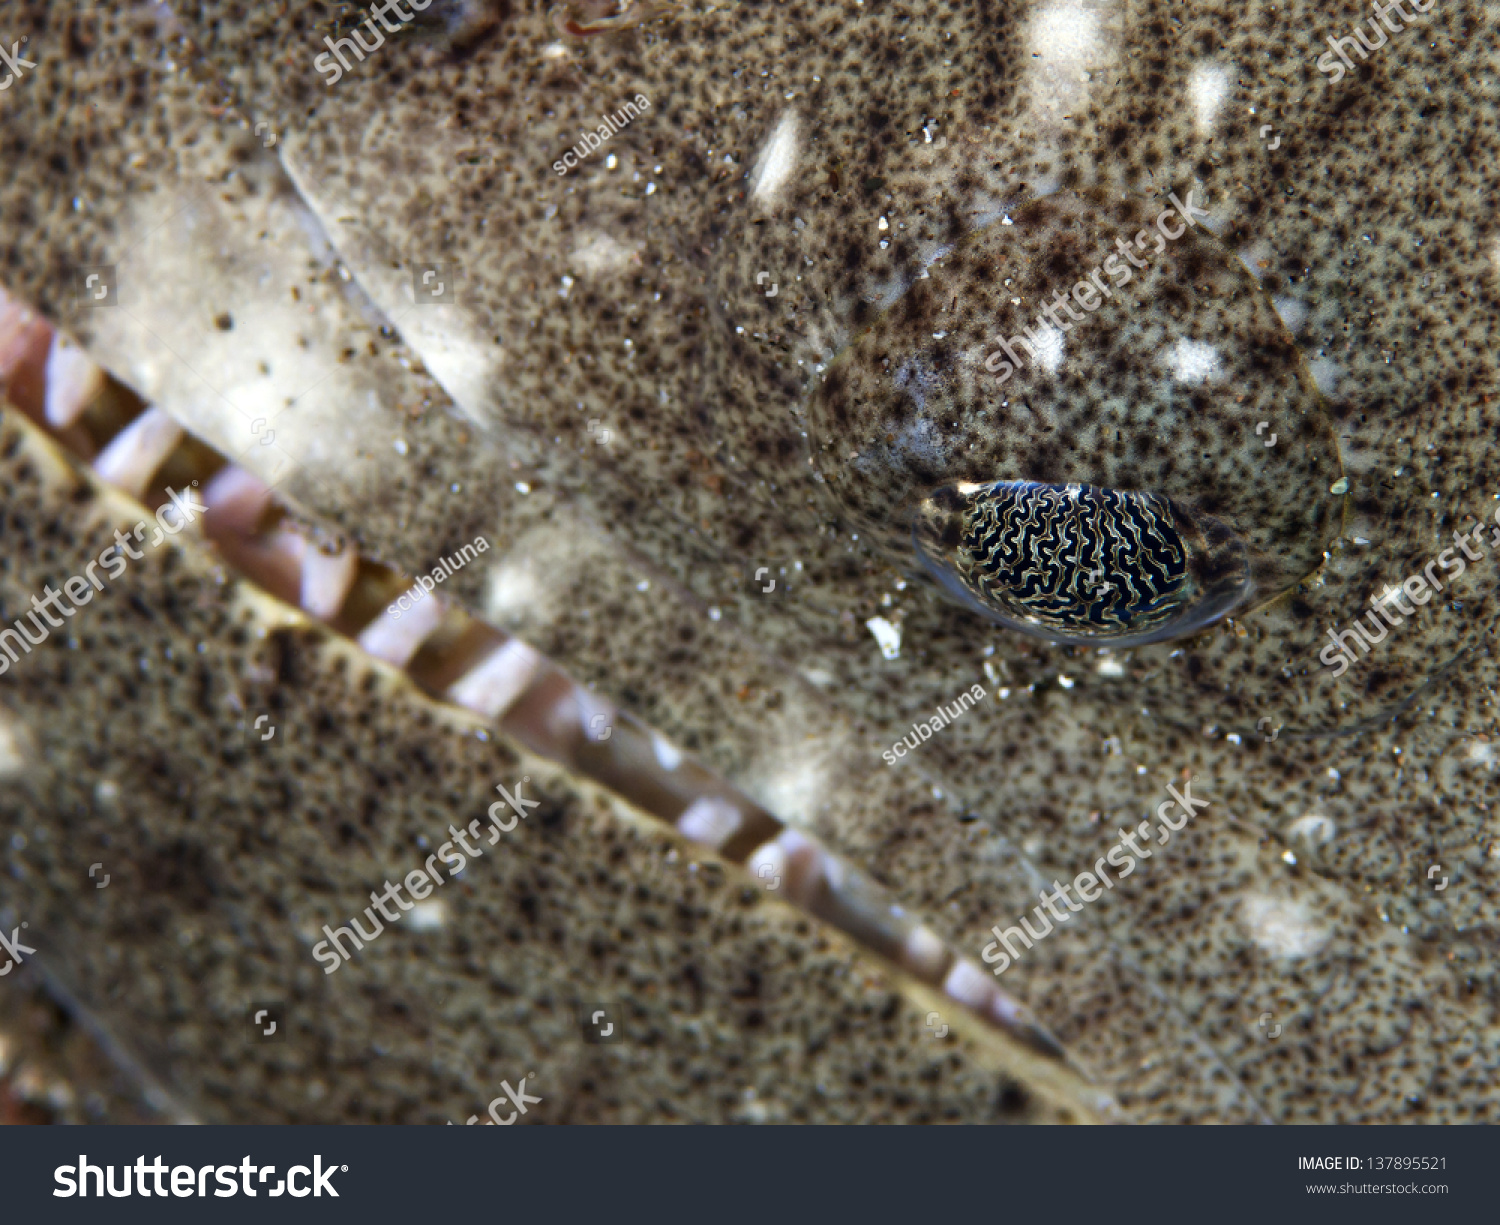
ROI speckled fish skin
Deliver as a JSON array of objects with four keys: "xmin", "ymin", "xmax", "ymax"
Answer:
[
  {"xmin": 795, "ymin": 187, "xmax": 1344, "ymax": 648},
  {"xmin": 174, "ymin": 0, "xmax": 1489, "ymax": 737},
  {"xmin": 4, "ymin": 0, "xmax": 1500, "ymax": 1121}
]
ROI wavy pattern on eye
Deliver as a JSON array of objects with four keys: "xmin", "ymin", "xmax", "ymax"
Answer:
[
  {"xmin": 958, "ymin": 482, "xmax": 1187, "ymax": 638},
  {"xmin": 912, "ymin": 478, "xmax": 1252, "ymax": 647}
]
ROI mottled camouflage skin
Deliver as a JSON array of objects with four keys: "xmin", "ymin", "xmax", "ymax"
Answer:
[{"xmin": 2, "ymin": 0, "xmax": 1498, "ymax": 1120}]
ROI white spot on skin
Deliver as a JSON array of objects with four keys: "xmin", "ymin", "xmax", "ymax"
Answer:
[
  {"xmin": 1287, "ymin": 813, "xmax": 1337, "ymax": 849},
  {"xmin": 750, "ymin": 110, "xmax": 800, "ymax": 204},
  {"xmin": 866, "ymin": 616, "xmax": 902, "ymax": 660},
  {"xmin": 1187, "ymin": 62, "xmax": 1232, "ymax": 136},
  {"xmin": 891, "ymin": 356, "xmax": 944, "ymax": 417},
  {"xmin": 903, "ymin": 925, "xmax": 948, "ymax": 978},
  {"xmin": 943, "ymin": 957, "xmax": 994, "ymax": 1010},
  {"xmin": 1157, "ymin": 338, "xmax": 1224, "ymax": 385},
  {"xmin": 1029, "ymin": 4, "xmax": 1100, "ymax": 76},
  {"xmin": 569, "ymin": 232, "xmax": 640, "ymax": 276},
  {"xmin": 751, "ymin": 743, "xmax": 833, "ymax": 827},
  {"xmin": 409, "ymin": 900, "xmax": 447, "ymax": 931},
  {"xmin": 746, "ymin": 841, "xmax": 788, "ymax": 890},
  {"xmin": 1022, "ymin": 0, "xmax": 1119, "ymax": 144},
  {"xmin": 0, "ymin": 714, "xmax": 28, "ymax": 778},
  {"xmin": 1308, "ymin": 358, "xmax": 1342, "ymax": 396},
  {"xmin": 484, "ymin": 558, "xmax": 544, "ymax": 622},
  {"xmin": 1236, "ymin": 241, "xmax": 1273, "ymax": 280},
  {"xmin": 1240, "ymin": 894, "xmax": 1330, "ymax": 961},
  {"xmin": 884, "ymin": 415, "xmax": 946, "ymax": 473},
  {"xmin": 676, "ymin": 797, "xmax": 742, "ymax": 847},
  {"xmin": 1271, "ymin": 296, "xmax": 1308, "ymax": 334},
  {"xmin": 1034, "ymin": 322, "xmax": 1065, "ymax": 373},
  {"xmin": 651, "ymin": 731, "xmax": 684, "ymax": 772}
]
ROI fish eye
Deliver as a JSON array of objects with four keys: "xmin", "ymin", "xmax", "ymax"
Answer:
[
  {"xmin": 807, "ymin": 188, "xmax": 1345, "ymax": 645},
  {"xmin": 911, "ymin": 480, "xmax": 1250, "ymax": 647}
]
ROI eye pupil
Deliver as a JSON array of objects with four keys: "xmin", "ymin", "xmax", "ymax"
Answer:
[{"xmin": 957, "ymin": 482, "xmax": 1188, "ymax": 637}]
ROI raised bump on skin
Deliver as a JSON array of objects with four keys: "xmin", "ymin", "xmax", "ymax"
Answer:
[
  {"xmin": 43, "ymin": 333, "xmax": 105, "ymax": 429},
  {"xmin": 91, "ymin": 405, "xmax": 184, "ymax": 497},
  {"xmin": 300, "ymin": 539, "xmax": 359, "ymax": 622},
  {"xmin": 901, "ymin": 924, "xmax": 951, "ymax": 981},
  {"xmin": 446, "ymin": 638, "xmax": 543, "ymax": 720},
  {"xmin": 357, "ymin": 585, "xmax": 448, "ymax": 667},
  {"xmin": 675, "ymin": 796, "xmax": 744, "ymax": 849},
  {"xmin": 943, "ymin": 957, "xmax": 996, "ymax": 1011},
  {"xmin": 202, "ymin": 464, "xmax": 274, "ymax": 538}
]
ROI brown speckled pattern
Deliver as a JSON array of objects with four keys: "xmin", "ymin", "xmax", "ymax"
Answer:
[
  {"xmin": 802, "ymin": 188, "xmax": 1342, "ymax": 636},
  {"xmin": 0, "ymin": 411, "xmax": 1082, "ymax": 1123},
  {"xmin": 2, "ymin": 0, "xmax": 1499, "ymax": 1120}
]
